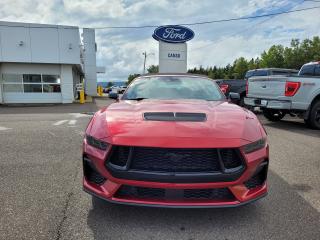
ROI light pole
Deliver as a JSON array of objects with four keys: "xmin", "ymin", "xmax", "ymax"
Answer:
[{"xmin": 142, "ymin": 52, "xmax": 154, "ymax": 74}]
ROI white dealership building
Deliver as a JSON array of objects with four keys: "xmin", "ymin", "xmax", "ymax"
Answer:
[{"xmin": 0, "ymin": 21, "xmax": 102, "ymax": 104}]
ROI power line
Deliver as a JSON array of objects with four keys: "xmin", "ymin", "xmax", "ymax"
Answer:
[
  {"xmin": 189, "ymin": 16, "xmax": 275, "ymax": 52},
  {"xmin": 189, "ymin": 1, "xmax": 305, "ymax": 52},
  {"xmin": 94, "ymin": 5, "xmax": 320, "ymax": 29}
]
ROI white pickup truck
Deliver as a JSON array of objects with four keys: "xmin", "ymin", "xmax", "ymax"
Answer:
[{"xmin": 245, "ymin": 62, "xmax": 320, "ymax": 129}]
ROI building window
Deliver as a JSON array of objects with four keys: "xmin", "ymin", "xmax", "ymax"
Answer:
[
  {"xmin": 3, "ymin": 74, "xmax": 23, "ymax": 83},
  {"xmin": 42, "ymin": 75, "xmax": 60, "ymax": 83},
  {"xmin": 2, "ymin": 74, "xmax": 61, "ymax": 93},
  {"xmin": 3, "ymin": 84, "xmax": 24, "ymax": 92},
  {"xmin": 43, "ymin": 84, "xmax": 61, "ymax": 92},
  {"xmin": 23, "ymin": 74, "xmax": 41, "ymax": 83},
  {"xmin": 24, "ymin": 84, "xmax": 43, "ymax": 93},
  {"xmin": 2, "ymin": 74, "xmax": 23, "ymax": 93}
]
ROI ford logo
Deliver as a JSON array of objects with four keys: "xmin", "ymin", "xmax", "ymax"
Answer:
[{"xmin": 152, "ymin": 25, "xmax": 194, "ymax": 43}]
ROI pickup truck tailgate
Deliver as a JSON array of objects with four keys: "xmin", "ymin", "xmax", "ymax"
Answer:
[{"xmin": 247, "ymin": 76, "xmax": 287, "ymax": 99}]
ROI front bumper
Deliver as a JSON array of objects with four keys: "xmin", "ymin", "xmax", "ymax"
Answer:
[
  {"xmin": 244, "ymin": 97, "xmax": 291, "ymax": 109},
  {"xmin": 82, "ymin": 144, "xmax": 269, "ymax": 208}
]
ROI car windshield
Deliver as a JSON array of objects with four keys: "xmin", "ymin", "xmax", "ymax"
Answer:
[
  {"xmin": 122, "ymin": 76, "xmax": 224, "ymax": 101},
  {"xmin": 245, "ymin": 70, "xmax": 268, "ymax": 78}
]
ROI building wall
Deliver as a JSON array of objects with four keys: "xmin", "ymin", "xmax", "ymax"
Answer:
[
  {"xmin": 83, "ymin": 28, "xmax": 97, "ymax": 96},
  {"xmin": 0, "ymin": 21, "xmax": 81, "ymax": 65},
  {"xmin": 0, "ymin": 63, "xmax": 75, "ymax": 103}
]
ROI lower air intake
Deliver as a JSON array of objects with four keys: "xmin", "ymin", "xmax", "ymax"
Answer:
[
  {"xmin": 83, "ymin": 156, "xmax": 106, "ymax": 185},
  {"xmin": 244, "ymin": 161, "xmax": 268, "ymax": 189},
  {"xmin": 115, "ymin": 185, "xmax": 235, "ymax": 201}
]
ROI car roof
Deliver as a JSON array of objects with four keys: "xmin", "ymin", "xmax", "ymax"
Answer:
[
  {"xmin": 303, "ymin": 61, "xmax": 320, "ymax": 66},
  {"xmin": 139, "ymin": 73, "xmax": 211, "ymax": 78},
  {"xmin": 247, "ymin": 68, "xmax": 298, "ymax": 72}
]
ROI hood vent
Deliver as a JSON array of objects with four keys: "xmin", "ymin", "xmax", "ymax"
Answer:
[{"xmin": 143, "ymin": 112, "xmax": 207, "ymax": 122}]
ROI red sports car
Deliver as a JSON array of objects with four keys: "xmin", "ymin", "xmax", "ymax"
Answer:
[{"xmin": 83, "ymin": 74, "xmax": 268, "ymax": 208}]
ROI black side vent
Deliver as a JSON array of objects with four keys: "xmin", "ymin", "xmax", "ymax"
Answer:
[
  {"xmin": 244, "ymin": 161, "xmax": 268, "ymax": 189},
  {"xmin": 144, "ymin": 112, "xmax": 206, "ymax": 122},
  {"xmin": 83, "ymin": 155, "xmax": 106, "ymax": 185}
]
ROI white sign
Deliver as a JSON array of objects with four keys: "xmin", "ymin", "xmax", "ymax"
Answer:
[{"xmin": 159, "ymin": 41, "xmax": 187, "ymax": 73}]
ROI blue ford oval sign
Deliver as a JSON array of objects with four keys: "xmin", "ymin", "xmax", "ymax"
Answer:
[{"xmin": 153, "ymin": 25, "xmax": 194, "ymax": 43}]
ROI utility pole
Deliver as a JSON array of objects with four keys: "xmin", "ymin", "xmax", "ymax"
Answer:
[
  {"xmin": 142, "ymin": 52, "xmax": 154, "ymax": 74},
  {"xmin": 143, "ymin": 51, "xmax": 147, "ymax": 74}
]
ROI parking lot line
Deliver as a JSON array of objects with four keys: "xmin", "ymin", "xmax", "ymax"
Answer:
[
  {"xmin": 68, "ymin": 120, "xmax": 77, "ymax": 125},
  {"xmin": 0, "ymin": 126, "xmax": 12, "ymax": 131},
  {"xmin": 53, "ymin": 120, "xmax": 68, "ymax": 126}
]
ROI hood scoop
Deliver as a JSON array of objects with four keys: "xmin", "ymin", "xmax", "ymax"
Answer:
[{"xmin": 143, "ymin": 112, "xmax": 207, "ymax": 122}]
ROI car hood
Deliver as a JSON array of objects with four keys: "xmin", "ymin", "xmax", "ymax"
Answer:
[{"xmin": 88, "ymin": 99, "xmax": 264, "ymax": 148}]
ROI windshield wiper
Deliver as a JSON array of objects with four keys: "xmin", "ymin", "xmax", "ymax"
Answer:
[{"xmin": 126, "ymin": 97, "xmax": 148, "ymax": 101}]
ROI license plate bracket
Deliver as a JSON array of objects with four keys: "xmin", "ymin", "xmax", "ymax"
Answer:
[{"xmin": 254, "ymin": 99, "xmax": 268, "ymax": 106}]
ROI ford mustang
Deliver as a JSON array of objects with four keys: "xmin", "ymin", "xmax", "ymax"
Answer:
[{"xmin": 83, "ymin": 74, "xmax": 268, "ymax": 208}]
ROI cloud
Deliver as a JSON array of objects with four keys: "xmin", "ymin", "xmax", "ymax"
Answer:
[{"xmin": 0, "ymin": 0, "xmax": 319, "ymax": 81}]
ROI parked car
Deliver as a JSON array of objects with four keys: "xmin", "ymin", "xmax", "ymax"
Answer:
[
  {"xmin": 216, "ymin": 79, "xmax": 246, "ymax": 106},
  {"xmin": 118, "ymin": 85, "xmax": 127, "ymax": 94},
  {"xmin": 110, "ymin": 86, "xmax": 120, "ymax": 93},
  {"xmin": 245, "ymin": 68, "xmax": 299, "ymax": 80},
  {"xmin": 83, "ymin": 74, "xmax": 269, "ymax": 208},
  {"xmin": 245, "ymin": 61, "xmax": 320, "ymax": 129},
  {"xmin": 103, "ymin": 87, "xmax": 112, "ymax": 93},
  {"xmin": 216, "ymin": 68, "xmax": 298, "ymax": 107}
]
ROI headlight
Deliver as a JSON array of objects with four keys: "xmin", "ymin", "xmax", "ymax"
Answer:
[
  {"xmin": 243, "ymin": 138, "xmax": 266, "ymax": 154},
  {"xmin": 86, "ymin": 135, "xmax": 108, "ymax": 150}
]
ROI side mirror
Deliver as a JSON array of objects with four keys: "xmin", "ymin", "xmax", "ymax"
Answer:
[
  {"xmin": 109, "ymin": 92, "xmax": 118, "ymax": 100},
  {"xmin": 228, "ymin": 92, "xmax": 240, "ymax": 103}
]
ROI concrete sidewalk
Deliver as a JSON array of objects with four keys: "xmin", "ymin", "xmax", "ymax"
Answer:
[{"xmin": 0, "ymin": 97, "xmax": 115, "ymax": 114}]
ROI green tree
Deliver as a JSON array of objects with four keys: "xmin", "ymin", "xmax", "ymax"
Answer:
[
  {"xmin": 127, "ymin": 73, "xmax": 140, "ymax": 85},
  {"xmin": 260, "ymin": 45, "xmax": 285, "ymax": 68},
  {"xmin": 233, "ymin": 57, "xmax": 248, "ymax": 79},
  {"xmin": 147, "ymin": 65, "xmax": 159, "ymax": 73},
  {"xmin": 107, "ymin": 82, "xmax": 113, "ymax": 88}
]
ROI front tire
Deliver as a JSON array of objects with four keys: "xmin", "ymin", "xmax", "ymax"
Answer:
[
  {"xmin": 263, "ymin": 109, "xmax": 286, "ymax": 121},
  {"xmin": 306, "ymin": 100, "xmax": 320, "ymax": 129}
]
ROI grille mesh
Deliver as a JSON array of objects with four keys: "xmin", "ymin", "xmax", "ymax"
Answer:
[
  {"xmin": 108, "ymin": 146, "xmax": 244, "ymax": 173},
  {"xmin": 83, "ymin": 157, "xmax": 106, "ymax": 185},
  {"xmin": 115, "ymin": 185, "xmax": 235, "ymax": 201},
  {"xmin": 220, "ymin": 149, "xmax": 242, "ymax": 169},
  {"xmin": 244, "ymin": 162, "xmax": 268, "ymax": 189},
  {"xmin": 184, "ymin": 188, "xmax": 234, "ymax": 200},
  {"xmin": 131, "ymin": 147, "xmax": 220, "ymax": 172},
  {"xmin": 244, "ymin": 173, "xmax": 266, "ymax": 189},
  {"xmin": 109, "ymin": 146, "xmax": 130, "ymax": 167}
]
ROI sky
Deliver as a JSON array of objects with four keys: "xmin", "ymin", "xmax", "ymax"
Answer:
[{"xmin": 0, "ymin": 0, "xmax": 319, "ymax": 82}]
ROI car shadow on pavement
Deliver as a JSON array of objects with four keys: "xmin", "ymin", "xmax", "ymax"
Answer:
[
  {"xmin": 263, "ymin": 119, "xmax": 320, "ymax": 138},
  {"xmin": 86, "ymin": 171, "xmax": 320, "ymax": 240}
]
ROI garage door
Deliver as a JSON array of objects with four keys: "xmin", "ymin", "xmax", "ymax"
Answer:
[{"xmin": 1, "ymin": 74, "xmax": 62, "ymax": 103}]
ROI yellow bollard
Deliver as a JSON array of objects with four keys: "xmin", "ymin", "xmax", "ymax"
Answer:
[
  {"xmin": 79, "ymin": 90, "xmax": 85, "ymax": 104},
  {"xmin": 99, "ymin": 86, "xmax": 103, "ymax": 96}
]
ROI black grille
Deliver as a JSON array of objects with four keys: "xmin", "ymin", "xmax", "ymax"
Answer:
[
  {"xmin": 116, "ymin": 185, "xmax": 165, "ymax": 199},
  {"xmin": 184, "ymin": 188, "xmax": 234, "ymax": 200},
  {"xmin": 220, "ymin": 149, "xmax": 242, "ymax": 169},
  {"xmin": 131, "ymin": 147, "xmax": 221, "ymax": 172},
  {"xmin": 109, "ymin": 146, "xmax": 130, "ymax": 167},
  {"xmin": 106, "ymin": 146, "xmax": 245, "ymax": 183},
  {"xmin": 115, "ymin": 185, "xmax": 235, "ymax": 201},
  {"xmin": 83, "ymin": 156, "xmax": 106, "ymax": 185},
  {"xmin": 108, "ymin": 146, "xmax": 244, "ymax": 172}
]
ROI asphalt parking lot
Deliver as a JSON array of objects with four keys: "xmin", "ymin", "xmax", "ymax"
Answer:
[{"xmin": 0, "ymin": 99, "xmax": 319, "ymax": 240}]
